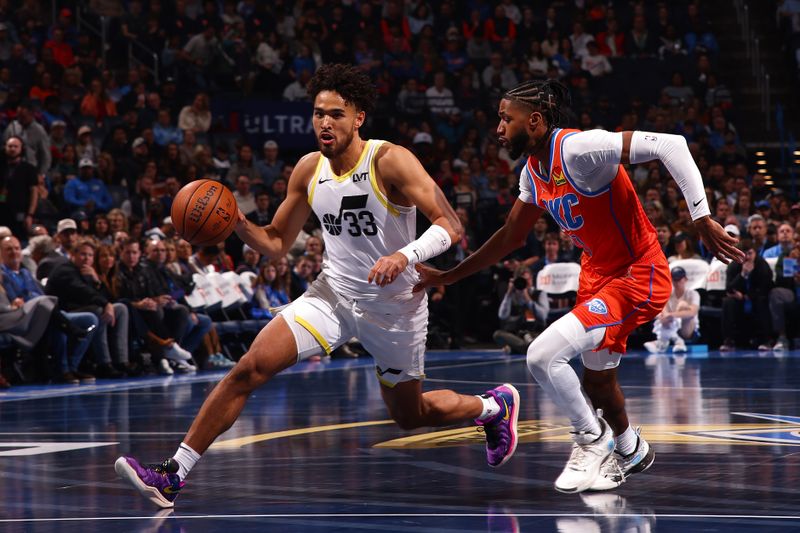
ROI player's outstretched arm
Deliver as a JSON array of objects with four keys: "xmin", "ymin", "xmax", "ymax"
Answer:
[
  {"xmin": 414, "ymin": 198, "xmax": 542, "ymax": 292},
  {"xmin": 368, "ymin": 143, "xmax": 463, "ymax": 286},
  {"xmin": 234, "ymin": 153, "xmax": 315, "ymax": 259},
  {"xmin": 619, "ymin": 130, "xmax": 745, "ymax": 264}
]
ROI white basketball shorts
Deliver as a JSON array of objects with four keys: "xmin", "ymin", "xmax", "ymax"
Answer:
[{"xmin": 278, "ymin": 274, "xmax": 428, "ymax": 387}]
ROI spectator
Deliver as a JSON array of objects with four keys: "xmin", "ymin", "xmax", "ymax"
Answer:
[
  {"xmin": 1, "ymin": 235, "xmax": 98, "ymax": 383},
  {"xmin": 0, "ymin": 136, "xmax": 38, "ymax": 238},
  {"xmin": 247, "ymin": 190, "xmax": 273, "ymax": 227},
  {"xmin": 283, "ymin": 69, "xmax": 312, "ymax": 102},
  {"xmin": 667, "ymin": 233, "xmax": 701, "ymax": 263},
  {"xmin": 80, "ymin": 79, "xmax": 118, "ymax": 124},
  {"xmin": 114, "ymin": 239, "xmax": 194, "ymax": 373},
  {"xmin": 746, "ymin": 214, "xmax": 769, "ymax": 256},
  {"xmin": 493, "ymin": 266, "xmax": 548, "ymax": 354},
  {"xmin": 144, "ymin": 239, "xmax": 211, "ymax": 361},
  {"xmin": 569, "ymin": 21, "xmax": 595, "ymax": 59},
  {"xmin": 482, "ymin": 53, "xmax": 518, "ymax": 91},
  {"xmin": 153, "ymin": 108, "xmax": 183, "ymax": 146},
  {"xmin": 3, "ymin": 102, "xmax": 51, "ymax": 174},
  {"xmin": 63, "ymin": 159, "xmax": 114, "ymax": 214},
  {"xmin": 425, "ymin": 72, "xmax": 457, "ymax": 117},
  {"xmin": 768, "ymin": 240, "xmax": 800, "ymax": 351},
  {"xmin": 236, "ymin": 244, "xmax": 261, "ymax": 275},
  {"xmin": 227, "ymin": 144, "xmax": 259, "ymax": 184},
  {"xmin": 37, "ymin": 219, "xmax": 79, "ymax": 279},
  {"xmin": 644, "ymin": 266, "xmax": 700, "ymax": 353},
  {"xmin": 484, "ymin": 4, "xmax": 517, "ymax": 44},
  {"xmin": 233, "ymin": 175, "xmax": 256, "ymax": 215},
  {"xmin": 45, "ymin": 239, "xmax": 128, "ymax": 378},
  {"xmin": 720, "ymin": 241, "xmax": 774, "ymax": 351},
  {"xmin": 580, "ymin": 41, "xmax": 612, "ymax": 77},
  {"xmin": 764, "ymin": 223, "xmax": 795, "ymax": 258},
  {"xmin": 290, "ymin": 254, "xmax": 314, "ymax": 300},
  {"xmin": 596, "ymin": 18, "xmax": 625, "ymax": 57},
  {"xmin": 255, "ymin": 140, "xmax": 283, "ymax": 186},
  {"xmin": 76, "ymin": 125, "xmax": 100, "ymax": 163},
  {"xmin": 178, "ymin": 93, "xmax": 211, "ymax": 134}
]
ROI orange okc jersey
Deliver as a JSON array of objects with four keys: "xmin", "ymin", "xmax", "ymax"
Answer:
[
  {"xmin": 522, "ymin": 128, "xmax": 658, "ymax": 276},
  {"xmin": 520, "ymin": 128, "xmax": 670, "ymax": 353}
]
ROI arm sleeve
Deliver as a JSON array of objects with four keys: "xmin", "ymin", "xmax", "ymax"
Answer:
[
  {"xmin": 560, "ymin": 130, "xmax": 622, "ymax": 193},
  {"xmin": 629, "ymin": 131, "xmax": 711, "ymax": 220}
]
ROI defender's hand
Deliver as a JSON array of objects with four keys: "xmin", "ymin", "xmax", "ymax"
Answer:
[
  {"xmin": 412, "ymin": 263, "xmax": 449, "ymax": 293},
  {"xmin": 368, "ymin": 252, "xmax": 408, "ymax": 287},
  {"xmin": 695, "ymin": 216, "xmax": 745, "ymax": 264}
]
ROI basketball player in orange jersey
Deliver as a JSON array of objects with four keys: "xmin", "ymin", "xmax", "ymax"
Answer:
[
  {"xmin": 416, "ymin": 80, "xmax": 745, "ymax": 493},
  {"xmin": 114, "ymin": 64, "xmax": 520, "ymax": 508}
]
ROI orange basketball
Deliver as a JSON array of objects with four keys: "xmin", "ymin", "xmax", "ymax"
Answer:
[{"xmin": 171, "ymin": 179, "xmax": 238, "ymax": 246}]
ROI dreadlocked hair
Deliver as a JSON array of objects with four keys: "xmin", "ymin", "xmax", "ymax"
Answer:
[
  {"xmin": 307, "ymin": 64, "xmax": 377, "ymax": 114},
  {"xmin": 503, "ymin": 80, "xmax": 573, "ymax": 130}
]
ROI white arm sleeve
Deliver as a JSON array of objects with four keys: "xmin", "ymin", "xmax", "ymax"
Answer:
[
  {"xmin": 398, "ymin": 224, "xmax": 452, "ymax": 265},
  {"xmin": 629, "ymin": 131, "xmax": 711, "ymax": 221},
  {"xmin": 561, "ymin": 130, "xmax": 622, "ymax": 194}
]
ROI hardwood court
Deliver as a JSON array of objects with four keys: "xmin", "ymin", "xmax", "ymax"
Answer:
[{"xmin": 1, "ymin": 349, "xmax": 800, "ymax": 532}]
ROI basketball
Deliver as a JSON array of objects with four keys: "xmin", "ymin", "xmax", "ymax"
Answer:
[{"xmin": 171, "ymin": 179, "xmax": 238, "ymax": 246}]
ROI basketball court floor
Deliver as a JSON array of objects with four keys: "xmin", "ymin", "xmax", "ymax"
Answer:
[{"xmin": 2, "ymin": 348, "xmax": 800, "ymax": 532}]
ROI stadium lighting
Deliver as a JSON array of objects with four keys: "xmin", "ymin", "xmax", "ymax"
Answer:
[
  {"xmin": 757, "ymin": 168, "xmax": 767, "ymax": 173},
  {"xmin": 755, "ymin": 151, "xmax": 765, "ymax": 156},
  {"xmin": 756, "ymin": 160, "xmax": 767, "ymax": 165}
]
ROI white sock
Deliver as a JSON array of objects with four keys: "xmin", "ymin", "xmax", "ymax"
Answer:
[
  {"xmin": 475, "ymin": 394, "xmax": 501, "ymax": 421},
  {"xmin": 172, "ymin": 442, "xmax": 201, "ymax": 481},
  {"xmin": 615, "ymin": 425, "xmax": 638, "ymax": 456}
]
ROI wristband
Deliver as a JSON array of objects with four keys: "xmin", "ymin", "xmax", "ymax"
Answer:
[{"xmin": 398, "ymin": 224, "xmax": 452, "ymax": 265}]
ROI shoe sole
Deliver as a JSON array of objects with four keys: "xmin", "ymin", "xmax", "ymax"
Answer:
[
  {"xmin": 490, "ymin": 383, "xmax": 520, "ymax": 468},
  {"xmin": 114, "ymin": 457, "xmax": 175, "ymax": 509}
]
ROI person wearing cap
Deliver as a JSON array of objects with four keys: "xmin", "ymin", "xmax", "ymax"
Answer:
[
  {"xmin": 63, "ymin": 158, "xmax": 114, "ymax": 214},
  {"xmin": 256, "ymin": 140, "xmax": 283, "ymax": 187},
  {"xmin": 3, "ymin": 102, "xmax": 52, "ymax": 174},
  {"xmin": 76, "ymin": 124, "xmax": 99, "ymax": 162},
  {"xmin": 235, "ymin": 244, "xmax": 261, "ymax": 275},
  {"xmin": 720, "ymin": 239, "xmax": 774, "ymax": 351},
  {"xmin": 1, "ymin": 135, "xmax": 39, "ymax": 238},
  {"xmin": 35, "ymin": 218, "xmax": 77, "ymax": 280},
  {"xmin": 644, "ymin": 266, "xmax": 700, "ymax": 353}
]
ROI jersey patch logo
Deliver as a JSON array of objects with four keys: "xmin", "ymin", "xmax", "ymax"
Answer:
[
  {"xmin": 585, "ymin": 298, "xmax": 608, "ymax": 315},
  {"xmin": 553, "ymin": 165, "xmax": 567, "ymax": 186}
]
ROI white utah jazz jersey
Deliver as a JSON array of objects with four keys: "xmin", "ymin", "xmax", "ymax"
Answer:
[{"xmin": 307, "ymin": 139, "xmax": 418, "ymax": 302}]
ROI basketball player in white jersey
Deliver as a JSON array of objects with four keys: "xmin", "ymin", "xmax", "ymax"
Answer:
[{"xmin": 115, "ymin": 64, "xmax": 521, "ymax": 508}]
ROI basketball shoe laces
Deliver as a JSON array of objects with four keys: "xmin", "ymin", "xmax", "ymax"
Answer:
[{"xmin": 565, "ymin": 431, "xmax": 611, "ymax": 472}]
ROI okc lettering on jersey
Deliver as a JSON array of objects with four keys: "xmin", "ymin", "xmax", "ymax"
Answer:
[{"xmin": 543, "ymin": 193, "xmax": 584, "ymax": 231}]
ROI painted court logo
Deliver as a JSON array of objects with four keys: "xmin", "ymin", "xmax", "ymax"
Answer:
[{"xmin": 585, "ymin": 298, "xmax": 608, "ymax": 315}]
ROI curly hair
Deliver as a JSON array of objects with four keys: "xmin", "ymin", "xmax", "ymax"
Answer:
[{"xmin": 307, "ymin": 64, "xmax": 376, "ymax": 114}]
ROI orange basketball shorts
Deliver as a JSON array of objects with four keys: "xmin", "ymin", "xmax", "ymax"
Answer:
[{"xmin": 572, "ymin": 249, "xmax": 672, "ymax": 354}]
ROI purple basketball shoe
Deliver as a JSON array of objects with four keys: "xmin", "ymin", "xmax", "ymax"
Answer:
[
  {"xmin": 115, "ymin": 456, "xmax": 185, "ymax": 508},
  {"xmin": 476, "ymin": 383, "xmax": 520, "ymax": 467}
]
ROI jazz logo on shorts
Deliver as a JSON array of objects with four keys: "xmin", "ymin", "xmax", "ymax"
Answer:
[{"xmin": 585, "ymin": 298, "xmax": 608, "ymax": 315}]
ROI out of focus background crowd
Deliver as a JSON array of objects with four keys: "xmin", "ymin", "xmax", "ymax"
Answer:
[{"xmin": 0, "ymin": 0, "xmax": 798, "ymax": 387}]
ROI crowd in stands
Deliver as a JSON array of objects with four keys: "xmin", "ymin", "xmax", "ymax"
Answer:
[{"xmin": 0, "ymin": 0, "xmax": 798, "ymax": 387}]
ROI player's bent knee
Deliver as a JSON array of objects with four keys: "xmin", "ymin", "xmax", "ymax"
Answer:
[
  {"xmin": 526, "ymin": 341, "xmax": 551, "ymax": 373},
  {"xmin": 227, "ymin": 353, "xmax": 271, "ymax": 391}
]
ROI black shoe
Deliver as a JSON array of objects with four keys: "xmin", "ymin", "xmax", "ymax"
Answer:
[{"xmin": 96, "ymin": 364, "xmax": 124, "ymax": 379}]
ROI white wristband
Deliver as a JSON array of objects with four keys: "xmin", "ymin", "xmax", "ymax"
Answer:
[
  {"xmin": 398, "ymin": 224, "xmax": 452, "ymax": 265},
  {"xmin": 629, "ymin": 131, "xmax": 711, "ymax": 221}
]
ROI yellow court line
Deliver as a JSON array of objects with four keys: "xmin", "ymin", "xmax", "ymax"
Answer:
[{"xmin": 211, "ymin": 420, "xmax": 395, "ymax": 449}]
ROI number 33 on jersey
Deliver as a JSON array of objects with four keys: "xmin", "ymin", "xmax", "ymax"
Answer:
[{"xmin": 307, "ymin": 139, "xmax": 419, "ymax": 299}]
